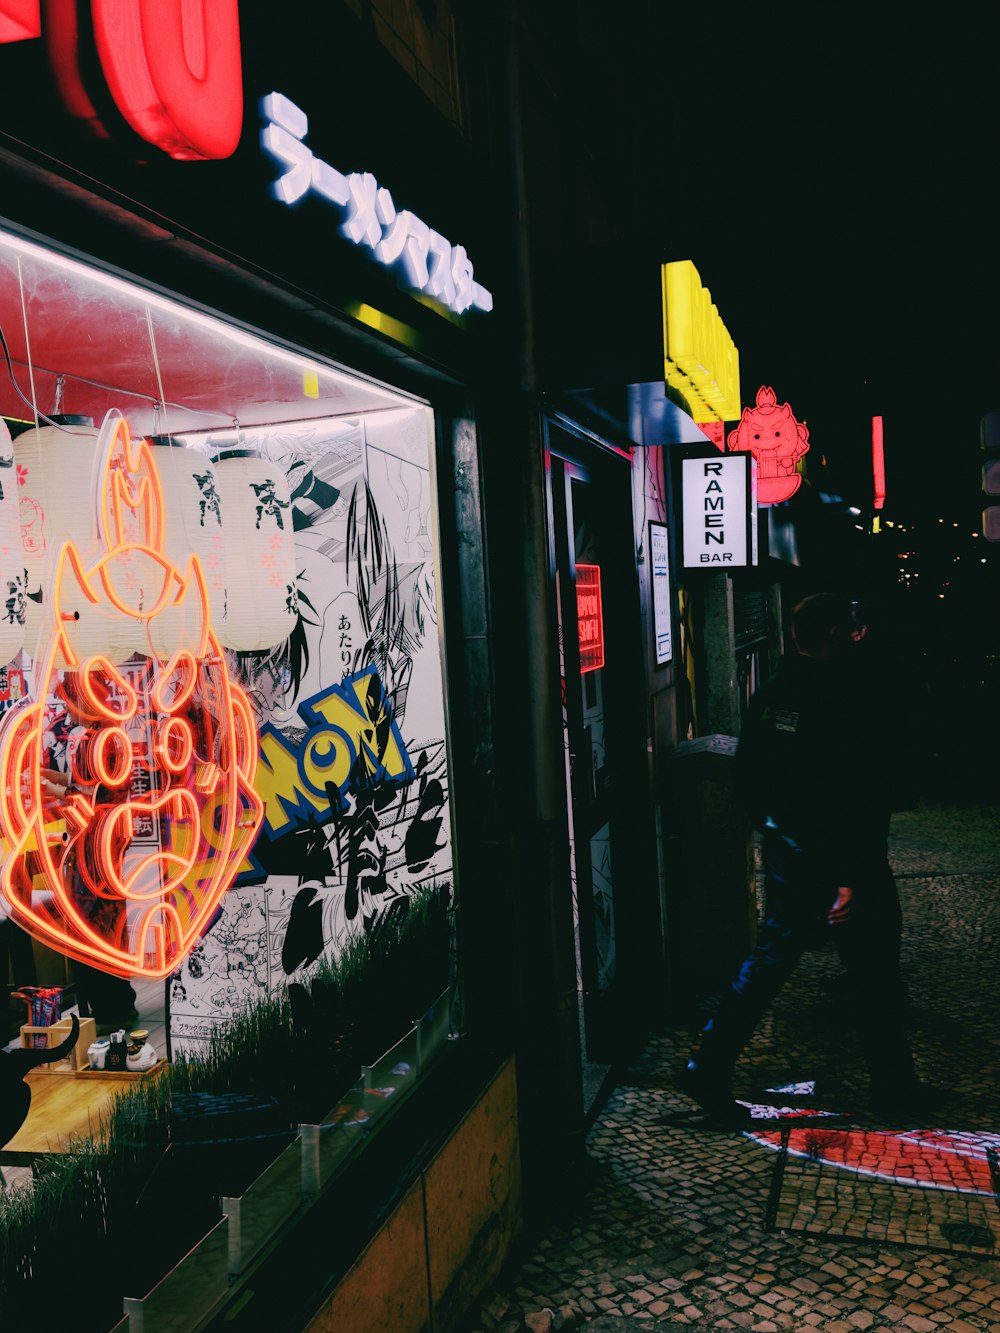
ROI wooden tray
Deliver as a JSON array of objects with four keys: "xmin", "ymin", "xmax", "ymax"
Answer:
[{"xmin": 75, "ymin": 1059, "xmax": 168, "ymax": 1080}]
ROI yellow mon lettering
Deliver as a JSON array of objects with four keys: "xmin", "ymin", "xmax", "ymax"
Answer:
[
  {"xmin": 254, "ymin": 728, "xmax": 330, "ymax": 836},
  {"xmin": 253, "ymin": 670, "xmax": 411, "ymax": 837},
  {"xmin": 307, "ymin": 673, "xmax": 410, "ymax": 781},
  {"xmin": 195, "ymin": 799, "xmax": 264, "ymax": 880}
]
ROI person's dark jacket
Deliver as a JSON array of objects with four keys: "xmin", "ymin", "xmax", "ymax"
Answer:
[{"xmin": 734, "ymin": 649, "xmax": 890, "ymax": 886}]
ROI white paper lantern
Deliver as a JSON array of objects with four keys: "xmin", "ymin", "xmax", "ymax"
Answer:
[
  {"xmin": 142, "ymin": 440, "xmax": 226, "ymax": 659},
  {"xmin": 0, "ymin": 419, "xmax": 25, "ymax": 667},
  {"xmin": 14, "ymin": 418, "xmax": 102, "ymax": 659},
  {"xmin": 52, "ymin": 546, "xmax": 147, "ymax": 668},
  {"xmin": 214, "ymin": 450, "xmax": 298, "ymax": 651}
]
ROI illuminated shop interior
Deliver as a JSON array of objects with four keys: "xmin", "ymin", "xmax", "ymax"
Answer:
[{"xmin": 0, "ymin": 222, "xmax": 442, "ymax": 1101}]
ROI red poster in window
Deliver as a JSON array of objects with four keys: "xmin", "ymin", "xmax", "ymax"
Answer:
[{"xmin": 576, "ymin": 564, "xmax": 605, "ymax": 674}]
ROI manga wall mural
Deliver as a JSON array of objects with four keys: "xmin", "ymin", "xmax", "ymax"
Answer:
[{"xmin": 168, "ymin": 408, "xmax": 452, "ymax": 1052}]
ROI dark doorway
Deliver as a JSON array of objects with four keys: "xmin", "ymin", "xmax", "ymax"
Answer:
[{"xmin": 547, "ymin": 421, "xmax": 650, "ymax": 1111}]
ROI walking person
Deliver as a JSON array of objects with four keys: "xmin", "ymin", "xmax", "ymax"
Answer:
[{"xmin": 679, "ymin": 592, "xmax": 930, "ymax": 1125}]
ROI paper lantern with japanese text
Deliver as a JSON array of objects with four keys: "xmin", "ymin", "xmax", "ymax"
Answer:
[
  {"xmin": 0, "ymin": 418, "xmax": 25, "ymax": 666},
  {"xmin": 213, "ymin": 450, "xmax": 297, "ymax": 651},
  {"xmin": 13, "ymin": 419, "xmax": 106, "ymax": 657},
  {"xmin": 144, "ymin": 440, "xmax": 226, "ymax": 658}
]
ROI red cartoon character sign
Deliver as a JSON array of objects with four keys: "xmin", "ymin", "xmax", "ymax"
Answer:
[
  {"xmin": 0, "ymin": 412, "xmax": 263, "ymax": 978},
  {"xmin": 727, "ymin": 385, "xmax": 809, "ymax": 504}
]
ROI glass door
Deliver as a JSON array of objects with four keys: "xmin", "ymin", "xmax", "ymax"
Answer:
[{"xmin": 551, "ymin": 453, "xmax": 618, "ymax": 1071}]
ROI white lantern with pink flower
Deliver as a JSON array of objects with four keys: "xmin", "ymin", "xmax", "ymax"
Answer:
[{"xmin": 214, "ymin": 450, "xmax": 298, "ymax": 652}]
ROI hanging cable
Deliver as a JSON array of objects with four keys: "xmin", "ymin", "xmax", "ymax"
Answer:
[
  {"xmin": 0, "ymin": 320, "xmax": 90, "ymax": 432},
  {"xmin": 144, "ymin": 304, "xmax": 171, "ymax": 439},
  {"xmin": 17, "ymin": 256, "xmax": 39, "ymax": 432},
  {"xmin": 0, "ymin": 316, "xmax": 240, "ymax": 433}
]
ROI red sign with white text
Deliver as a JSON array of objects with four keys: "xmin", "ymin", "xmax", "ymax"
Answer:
[{"xmin": 576, "ymin": 564, "xmax": 605, "ymax": 674}]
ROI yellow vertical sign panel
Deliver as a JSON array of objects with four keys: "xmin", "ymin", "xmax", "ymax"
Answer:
[{"xmin": 662, "ymin": 261, "xmax": 741, "ymax": 423}]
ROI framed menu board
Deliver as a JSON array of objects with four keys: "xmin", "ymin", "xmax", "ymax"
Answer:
[{"xmin": 649, "ymin": 520, "xmax": 672, "ymax": 664}]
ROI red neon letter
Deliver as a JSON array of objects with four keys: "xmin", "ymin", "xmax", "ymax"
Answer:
[
  {"xmin": 50, "ymin": 0, "xmax": 244, "ymax": 161},
  {"xmin": 0, "ymin": 1, "xmax": 40, "ymax": 43},
  {"xmin": 872, "ymin": 416, "xmax": 886, "ymax": 511}
]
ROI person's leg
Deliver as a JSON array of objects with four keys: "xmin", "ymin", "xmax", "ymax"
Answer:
[
  {"xmin": 75, "ymin": 963, "xmax": 138, "ymax": 1034},
  {"xmin": 683, "ymin": 829, "xmax": 819, "ymax": 1113},
  {"xmin": 834, "ymin": 871, "xmax": 918, "ymax": 1111},
  {"xmin": 0, "ymin": 921, "xmax": 11, "ymax": 1042},
  {"xmin": 4, "ymin": 921, "xmax": 37, "ymax": 989},
  {"xmin": 690, "ymin": 906, "xmax": 806, "ymax": 1073},
  {"xmin": 71, "ymin": 898, "xmax": 138, "ymax": 1033},
  {"xmin": 1, "ymin": 920, "xmax": 37, "ymax": 1042},
  {"xmin": 868, "ymin": 843, "xmax": 903, "ymax": 965}
]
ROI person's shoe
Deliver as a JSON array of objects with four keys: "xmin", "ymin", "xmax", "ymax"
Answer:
[{"xmin": 677, "ymin": 1061, "xmax": 751, "ymax": 1126}]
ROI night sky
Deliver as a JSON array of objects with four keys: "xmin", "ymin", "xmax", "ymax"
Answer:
[{"xmin": 620, "ymin": 10, "xmax": 999, "ymax": 529}]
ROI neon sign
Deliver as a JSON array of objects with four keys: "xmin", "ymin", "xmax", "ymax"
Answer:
[
  {"xmin": 0, "ymin": 0, "xmax": 243, "ymax": 160},
  {"xmin": 261, "ymin": 93, "xmax": 494, "ymax": 318},
  {"xmin": 662, "ymin": 261, "xmax": 741, "ymax": 424},
  {"xmin": 0, "ymin": 9, "xmax": 493, "ymax": 318},
  {"xmin": 576, "ymin": 564, "xmax": 605, "ymax": 674},
  {"xmin": 0, "ymin": 413, "xmax": 264, "ymax": 978},
  {"xmin": 872, "ymin": 415, "xmax": 886, "ymax": 511},
  {"xmin": 0, "ymin": 1, "xmax": 38, "ymax": 43},
  {"xmin": 699, "ymin": 421, "xmax": 727, "ymax": 452},
  {"xmin": 727, "ymin": 385, "xmax": 810, "ymax": 506}
]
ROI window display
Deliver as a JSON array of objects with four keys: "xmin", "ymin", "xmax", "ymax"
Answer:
[{"xmin": 0, "ymin": 224, "xmax": 454, "ymax": 1118}]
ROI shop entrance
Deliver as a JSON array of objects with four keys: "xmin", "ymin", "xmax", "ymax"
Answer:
[{"xmin": 548, "ymin": 427, "xmax": 634, "ymax": 1100}]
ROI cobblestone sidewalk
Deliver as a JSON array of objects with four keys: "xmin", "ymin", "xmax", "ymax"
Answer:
[{"xmin": 464, "ymin": 799, "xmax": 1000, "ymax": 1332}]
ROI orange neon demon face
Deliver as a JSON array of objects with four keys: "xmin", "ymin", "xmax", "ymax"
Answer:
[
  {"xmin": 0, "ymin": 415, "xmax": 263, "ymax": 978},
  {"xmin": 727, "ymin": 385, "xmax": 810, "ymax": 505}
]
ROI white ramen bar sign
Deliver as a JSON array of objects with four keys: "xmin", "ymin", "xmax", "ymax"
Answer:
[
  {"xmin": 261, "ymin": 92, "xmax": 493, "ymax": 318},
  {"xmin": 681, "ymin": 454, "xmax": 757, "ymax": 567}
]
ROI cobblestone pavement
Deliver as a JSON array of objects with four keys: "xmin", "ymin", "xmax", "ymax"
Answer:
[{"xmin": 465, "ymin": 797, "xmax": 1000, "ymax": 1332}]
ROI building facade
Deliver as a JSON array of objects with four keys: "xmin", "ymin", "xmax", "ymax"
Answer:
[{"xmin": 0, "ymin": 3, "xmax": 770, "ymax": 1327}]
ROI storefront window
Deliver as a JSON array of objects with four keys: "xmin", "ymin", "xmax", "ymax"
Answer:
[{"xmin": 0, "ymin": 225, "xmax": 455, "ymax": 1308}]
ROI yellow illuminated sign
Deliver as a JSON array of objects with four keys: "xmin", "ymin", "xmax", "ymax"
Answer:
[{"xmin": 662, "ymin": 261, "xmax": 741, "ymax": 423}]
